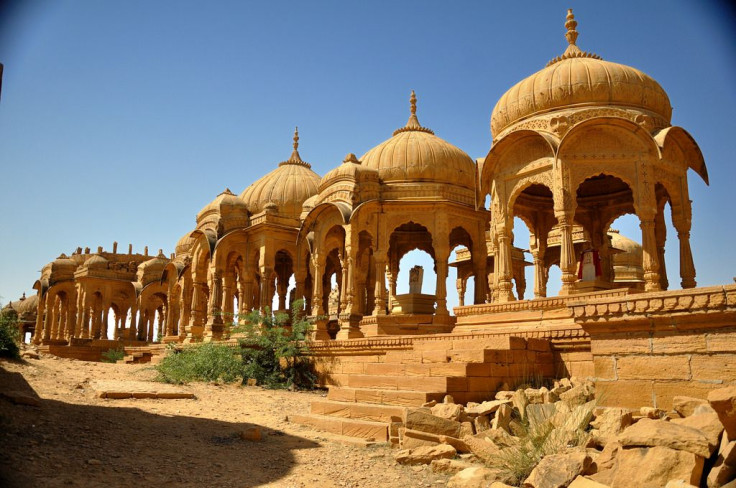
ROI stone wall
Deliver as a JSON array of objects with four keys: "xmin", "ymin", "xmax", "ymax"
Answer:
[{"xmin": 572, "ymin": 284, "xmax": 736, "ymax": 409}]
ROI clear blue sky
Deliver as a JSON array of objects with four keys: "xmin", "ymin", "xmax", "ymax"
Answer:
[{"xmin": 1, "ymin": 0, "xmax": 734, "ymax": 308}]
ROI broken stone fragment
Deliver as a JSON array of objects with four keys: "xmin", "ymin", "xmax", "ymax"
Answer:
[
  {"xmin": 465, "ymin": 399, "xmax": 510, "ymax": 416},
  {"xmin": 671, "ymin": 411, "xmax": 724, "ymax": 456},
  {"xmin": 673, "ymin": 396, "xmax": 710, "ymax": 418},
  {"xmin": 431, "ymin": 402, "xmax": 464, "ymax": 421},
  {"xmin": 447, "ymin": 467, "xmax": 513, "ymax": 488},
  {"xmin": 589, "ymin": 407, "xmax": 632, "ymax": 440},
  {"xmin": 460, "ymin": 434, "xmax": 500, "ymax": 464},
  {"xmin": 393, "ymin": 444, "xmax": 456, "ymax": 465},
  {"xmin": 430, "ymin": 458, "xmax": 475, "ymax": 474},
  {"xmin": 707, "ymin": 437, "xmax": 736, "ymax": 488},
  {"xmin": 492, "ymin": 403, "xmax": 512, "ymax": 433},
  {"xmin": 604, "ymin": 445, "xmax": 704, "ymax": 487},
  {"xmin": 567, "ymin": 476, "xmax": 610, "ymax": 488},
  {"xmin": 709, "ymin": 386, "xmax": 736, "ymax": 441},
  {"xmin": 522, "ymin": 449, "xmax": 592, "ymax": 488},
  {"xmin": 240, "ymin": 427, "xmax": 262, "ymax": 441},
  {"xmin": 404, "ymin": 408, "xmax": 464, "ymax": 437},
  {"xmin": 616, "ymin": 418, "xmax": 711, "ymax": 458}
]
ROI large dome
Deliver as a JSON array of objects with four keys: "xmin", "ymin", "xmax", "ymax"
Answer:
[
  {"xmin": 240, "ymin": 128, "xmax": 321, "ymax": 220},
  {"xmin": 360, "ymin": 91, "xmax": 476, "ymax": 192},
  {"xmin": 491, "ymin": 10, "xmax": 672, "ymax": 137}
]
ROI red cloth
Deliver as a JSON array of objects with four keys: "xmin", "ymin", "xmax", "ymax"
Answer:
[{"xmin": 577, "ymin": 249, "xmax": 602, "ymax": 279}]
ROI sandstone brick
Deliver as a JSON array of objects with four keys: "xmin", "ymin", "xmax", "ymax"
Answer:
[
  {"xmin": 354, "ymin": 389, "xmax": 382, "ymax": 404},
  {"xmin": 651, "ymin": 333, "xmax": 708, "ymax": 354},
  {"xmin": 615, "ymin": 355, "xmax": 690, "ymax": 381},
  {"xmin": 653, "ymin": 381, "xmax": 719, "ymax": 410},
  {"xmin": 691, "ymin": 354, "xmax": 736, "ymax": 382},
  {"xmin": 429, "ymin": 363, "xmax": 470, "ymax": 377},
  {"xmin": 327, "ymin": 387, "xmax": 356, "ymax": 402},
  {"xmin": 591, "ymin": 334, "xmax": 651, "ymax": 355},
  {"xmin": 348, "ymin": 375, "xmax": 398, "ymax": 389},
  {"xmin": 422, "ymin": 350, "xmax": 450, "ymax": 363},
  {"xmin": 446, "ymin": 377, "xmax": 468, "ymax": 392},
  {"xmin": 466, "ymin": 377, "xmax": 495, "ymax": 393},
  {"xmin": 706, "ymin": 331, "xmax": 736, "ymax": 353},
  {"xmin": 593, "ymin": 356, "xmax": 616, "ymax": 380},
  {"xmin": 465, "ymin": 363, "xmax": 492, "ymax": 377},
  {"xmin": 364, "ymin": 362, "xmax": 404, "ymax": 376},
  {"xmin": 527, "ymin": 338, "xmax": 551, "ymax": 352},
  {"xmin": 340, "ymin": 361, "xmax": 367, "ymax": 374},
  {"xmin": 595, "ymin": 380, "xmax": 654, "ymax": 409}
]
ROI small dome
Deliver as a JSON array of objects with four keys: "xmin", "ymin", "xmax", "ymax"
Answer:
[
  {"xmin": 136, "ymin": 253, "xmax": 168, "ymax": 285},
  {"xmin": 360, "ymin": 91, "xmax": 476, "ymax": 194},
  {"xmin": 84, "ymin": 254, "xmax": 109, "ymax": 270},
  {"xmin": 319, "ymin": 153, "xmax": 379, "ymax": 192},
  {"xmin": 175, "ymin": 232, "xmax": 195, "ymax": 257},
  {"xmin": 491, "ymin": 10, "xmax": 672, "ymax": 137},
  {"xmin": 52, "ymin": 254, "xmax": 78, "ymax": 271},
  {"xmin": 240, "ymin": 128, "xmax": 321, "ymax": 219},
  {"xmin": 609, "ymin": 230, "xmax": 644, "ymax": 283},
  {"xmin": 196, "ymin": 188, "xmax": 249, "ymax": 233}
]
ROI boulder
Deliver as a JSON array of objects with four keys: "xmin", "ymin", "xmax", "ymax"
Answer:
[
  {"xmin": 466, "ymin": 400, "xmax": 510, "ymax": 416},
  {"xmin": 590, "ymin": 408, "xmax": 632, "ymax": 439},
  {"xmin": 640, "ymin": 407, "xmax": 666, "ymax": 419},
  {"xmin": 600, "ymin": 446, "xmax": 703, "ymax": 488},
  {"xmin": 673, "ymin": 396, "xmax": 709, "ymax": 418},
  {"xmin": 525, "ymin": 387, "xmax": 547, "ymax": 404},
  {"xmin": 474, "ymin": 414, "xmax": 490, "ymax": 433},
  {"xmin": 447, "ymin": 467, "xmax": 513, "ymax": 488},
  {"xmin": 708, "ymin": 438, "xmax": 736, "ymax": 488},
  {"xmin": 476, "ymin": 428, "xmax": 519, "ymax": 449},
  {"xmin": 709, "ymin": 386, "xmax": 736, "ymax": 440},
  {"xmin": 461, "ymin": 434, "xmax": 500, "ymax": 464},
  {"xmin": 492, "ymin": 403, "xmax": 513, "ymax": 433},
  {"xmin": 671, "ymin": 411, "xmax": 724, "ymax": 455},
  {"xmin": 560, "ymin": 385, "xmax": 590, "ymax": 409},
  {"xmin": 394, "ymin": 444, "xmax": 457, "ymax": 465},
  {"xmin": 404, "ymin": 408, "xmax": 463, "ymax": 437},
  {"xmin": 664, "ymin": 481, "xmax": 698, "ymax": 488},
  {"xmin": 512, "ymin": 390, "xmax": 529, "ymax": 420},
  {"xmin": 617, "ymin": 418, "xmax": 711, "ymax": 458},
  {"xmin": 567, "ymin": 476, "xmax": 611, "ymax": 488},
  {"xmin": 432, "ymin": 402, "xmax": 464, "ymax": 421},
  {"xmin": 240, "ymin": 427, "xmax": 262, "ymax": 441},
  {"xmin": 430, "ymin": 458, "xmax": 475, "ymax": 474},
  {"xmin": 526, "ymin": 403, "xmax": 557, "ymax": 431},
  {"xmin": 522, "ymin": 450, "xmax": 592, "ymax": 488}
]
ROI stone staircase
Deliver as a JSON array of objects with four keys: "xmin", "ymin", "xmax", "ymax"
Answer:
[{"xmin": 291, "ymin": 335, "xmax": 554, "ymax": 444}]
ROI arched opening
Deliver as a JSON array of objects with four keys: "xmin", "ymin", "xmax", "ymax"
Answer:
[
  {"xmin": 607, "ymin": 214, "xmax": 645, "ymax": 291},
  {"xmin": 354, "ymin": 231, "xmax": 374, "ymax": 317},
  {"xmin": 574, "ymin": 174, "xmax": 636, "ymax": 292},
  {"xmin": 511, "ymin": 183, "xmax": 555, "ymax": 299},
  {"xmin": 273, "ymin": 249, "xmax": 295, "ymax": 314},
  {"xmin": 388, "ymin": 222, "xmax": 435, "ymax": 315}
]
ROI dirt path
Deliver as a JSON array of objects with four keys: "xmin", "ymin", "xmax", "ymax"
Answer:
[{"xmin": 0, "ymin": 355, "xmax": 453, "ymax": 488}]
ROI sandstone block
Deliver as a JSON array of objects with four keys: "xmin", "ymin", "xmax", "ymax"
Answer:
[
  {"xmin": 567, "ymin": 476, "xmax": 611, "ymax": 488},
  {"xmin": 461, "ymin": 434, "xmax": 500, "ymax": 464},
  {"xmin": 617, "ymin": 418, "xmax": 711, "ymax": 458},
  {"xmin": 709, "ymin": 386, "xmax": 736, "ymax": 440},
  {"xmin": 708, "ymin": 438, "xmax": 736, "ymax": 488},
  {"xmin": 432, "ymin": 402, "xmax": 464, "ymax": 421},
  {"xmin": 672, "ymin": 411, "xmax": 724, "ymax": 455},
  {"xmin": 526, "ymin": 403, "xmax": 557, "ymax": 431},
  {"xmin": 607, "ymin": 445, "xmax": 704, "ymax": 487},
  {"xmin": 430, "ymin": 458, "xmax": 475, "ymax": 474},
  {"xmin": 692, "ymin": 355, "xmax": 736, "ymax": 382},
  {"xmin": 590, "ymin": 407, "xmax": 632, "ymax": 438},
  {"xmin": 673, "ymin": 395, "xmax": 709, "ymax": 417},
  {"xmin": 512, "ymin": 389, "xmax": 529, "ymax": 420},
  {"xmin": 404, "ymin": 408, "xmax": 463, "ymax": 437},
  {"xmin": 474, "ymin": 414, "xmax": 490, "ymax": 433},
  {"xmin": 616, "ymin": 355, "xmax": 690, "ymax": 380},
  {"xmin": 240, "ymin": 427, "xmax": 262, "ymax": 441},
  {"xmin": 522, "ymin": 450, "xmax": 592, "ymax": 488},
  {"xmin": 394, "ymin": 444, "xmax": 456, "ymax": 465},
  {"xmin": 492, "ymin": 403, "xmax": 513, "ymax": 432},
  {"xmin": 560, "ymin": 385, "xmax": 590, "ymax": 409},
  {"xmin": 447, "ymin": 467, "xmax": 512, "ymax": 488},
  {"xmin": 465, "ymin": 399, "xmax": 510, "ymax": 416}
]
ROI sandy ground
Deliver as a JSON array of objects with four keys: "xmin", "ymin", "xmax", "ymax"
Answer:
[{"xmin": 0, "ymin": 353, "xmax": 454, "ymax": 488}]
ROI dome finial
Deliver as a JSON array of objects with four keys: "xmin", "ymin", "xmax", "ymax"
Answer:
[
  {"xmin": 410, "ymin": 90, "xmax": 417, "ymax": 116},
  {"xmin": 293, "ymin": 126, "xmax": 299, "ymax": 152},
  {"xmin": 393, "ymin": 90, "xmax": 434, "ymax": 136},
  {"xmin": 565, "ymin": 9, "xmax": 578, "ymax": 46},
  {"xmin": 280, "ymin": 126, "xmax": 311, "ymax": 168}
]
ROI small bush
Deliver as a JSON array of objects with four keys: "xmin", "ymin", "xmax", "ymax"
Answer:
[
  {"xmin": 155, "ymin": 342, "xmax": 243, "ymax": 384},
  {"xmin": 101, "ymin": 348, "xmax": 125, "ymax": 363},
  {"xmin": 0, "ymin": 311, "xmax": 20, "ymax": 359}
]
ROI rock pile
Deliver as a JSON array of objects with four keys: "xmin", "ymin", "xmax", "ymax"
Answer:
[{"xmin": 390, "ymin": 380, "xmax": 736, "ymax": 488}]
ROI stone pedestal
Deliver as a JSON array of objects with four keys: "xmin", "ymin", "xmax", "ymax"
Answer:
[
  {"xmin": 574, "ymin": 280, "xmax": 612, "ymax": 293},
  {"xmin": 391, "ymin": 293, "xmax": 436, "ymax": 315}
]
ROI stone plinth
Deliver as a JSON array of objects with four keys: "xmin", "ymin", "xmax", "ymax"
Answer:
[
  {"xmin": 360, "ymin": 314, "xmax": 455, "ymax": 337},
  {"xmin": 391, "ymin": 294, "xmax": 436, "ymax": 315}
]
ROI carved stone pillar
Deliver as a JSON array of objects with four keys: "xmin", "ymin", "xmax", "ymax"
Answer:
[
  {"xmin": 259, "ymin": 267, "xmax": 274, "ymax": 313},
  {"xmin": 100, "ymin": 306, "xmax": 109, "ymax": 340},
  {"xmin": 640, "ymin": 214, "xmax": 662, "ymax": 292},
  {"xmin": 207, "ymin": 269, "xmax": 224, "ymax": 326},
  {"xmin": 386, "ymin": 266, "xmax": 397, "ymax": 312},
  {"xmin": 472, "ymin": 246, "xmax": 488, "ymax": 305},
  {"xmin": 655, "ymin": 209, "xmax": 669, "ymax": 290},
  {"xmin": 178, "ymin": 284, "xmax": 189, "ymax": 339},
  {"xmin": 311, "ymin": 253, "xmax": 326, "ymax": 316},
  {"xmin": 294, "ymin": 269, "xmax": 307, "ymax": 313},
  {"xmin": 48, "ymin": 295, "xmax": 60, "ymax": 340},
  {"xmin": 373, "ymin": 251, "xmax": 387, "ymax": 315},
  {"xmin": 531, "ymin": 229, "xmax": 548, "ymax": 298},
  {"xmin": 435, "ymin": 244, "xmax": 450, "ymax": 315},
  {"xmin": 495, "ymin": 223, "xmax": 515, "ymax": 302},
  {"xmin": 74, "ymin": 286, "xmax": 85, "ymax": 339},
  {"xmin": 456, "ymin": 278, "xmax": 466, "ymax": 307},
  {"xmin": 32, "ymin": 292, "xmax": 46, "ymax": 345},
  {"xmin": 674, "ymin": 219, "xmax": 697, "ymax": 289},
  {"xmin": 556, "ymin": 212, "xmax": 577, "ymax": 295},
  {"xmin": 129, "ymin": 300, "xmax": 138, "ymax": 340}
]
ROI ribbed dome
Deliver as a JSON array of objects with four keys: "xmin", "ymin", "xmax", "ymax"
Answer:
[
  {"xmin": 197, "ymin": 188, "xmax": 247, "ymax": 222},
  {"xmin": 240, "ymin": 128, "xmax": 321, "ymax": 220},
  {"xmin": 52, "ymin": 254, "xmax": 78, "ymax": 271},
  {"xmin": 175, "ymin": 232, "xmax": 195, "ymax": 257},
  {"xmin": 491, "ymin": 10, "xmax": 672, "ymax": 137},
  {"xmin": 609, "ymin": 230, "xmax": 644, "ymax": 283},
  {"xmin": 360, "ymin": 92, "xmax": 476, "ymax": 191},
  {"xmin": 84, "ymin": 254, "xmax": 108, "ymax": 270},
  {"xmin": 196, "ymin": 188, "xmax": 249, "ymax": 232},
  {"xmin": 319, "ymin": 153, "xmax": 379, "ymax": 192}
]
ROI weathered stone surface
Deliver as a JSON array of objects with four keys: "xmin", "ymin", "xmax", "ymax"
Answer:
[
  {"xmin": 526, "ymin": 403, "xmax": 557, "ymax": 431},
  {"xmin": 640, "ymin": 406, "xmax": 666, "ymax": 419},
  {"xmin": 673, "ymin": 396, "xmax": 709, "ymax": 417},
  {"xmin": 21, "ymin": 350, "xmax": 40, "ymax": 360},
  {"xmin": 466, "ymin": 400, "xmax": 509, "ymax": 416},
  {"xmin": 708, "ymin": 438, "xmax": 736, "ymax": 488},
  {"xmin": 461, "ymin": 434, "xmax": 500, "ymax": 464},
  {"xmin": 447, "ymin": 467, "xmax": 512, "ymax": 488},
  {"xmin": 404, "ymin": 408, "xmax": 463, "ymax": 437},
  {"xmin": 606, "ymin": 446, "xmax": 704, "ymax": 488},
  {"xmin": 522, "ymin": 450, "xmax": 591, "ymax": 488},
  {"xmin": 432, "ymin": 402, "xmax": 464, "ymax": 421},
  {"xmin": 492, "ymin": 403, "xmax": 513, "ymax": 432},
  {"xmin": 474, "ymin": 414, "xmax": 490, "ymax": 433},
  {"xmin": 240, "ymin": 427, "xmax": 262, "ymax": 441},
  {"xmin": 672, "ymin": 411, "xmax": 724, "ymax": 455},
  {"xmin": 512, "ymin": 389, "xmax": 529, "ymax": 419},
  {"xmin": 476, "ymin": 427, "xmax": 518, "ymax": 449},
  {"xmin": 92, "ymin": 380, "xmax": 195, "ymax": 400},
  {"xmin": 567, "ymin": 475, "xmax": 611, "ymax": 488},
  {"xmin": 590, "ymin": 407, "xmax": 632, "ymax": 439},
  {"xmin": 439, "ymin": 434, "xmax": 472, "ymax": 453},
  {"xmin": 617, "ymin": 418, "xmax": 711, "ymax": 458},
  {"xmin": 399, "ymin": 428, "xmax": 441, "ymax": 449},
  {"xmin": 1, "ymin": 390, "xmax": 41, "ymax": 406},
  {"xmin": 495, "ymin": 390, "xmax": 514, "ymax": 401},
  {"xmin": 560, "ymin": 385, "xmax": 590, "ymax": 409},
  {"xmin": 394, "ymin": 444, "xmax": 456, "ymax": 465},
  {"xmin": 709, "ymin": 386, "xmax": 736, "ymax": 440},
  {"xmin": 525, "ymin": 387, "xmax": 547, "ymax": 404},
  {"xmin": 664, "ymin": 481, "xmax": 698, "ymax": 488},
  {"xmin": 430, "ymin": 458, "xmax": 475, "ymax": 474}
]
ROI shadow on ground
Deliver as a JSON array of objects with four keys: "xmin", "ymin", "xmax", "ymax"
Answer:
[{"xmin": 0, "ymin": 364, "xmax": 320, "ymax": 488}]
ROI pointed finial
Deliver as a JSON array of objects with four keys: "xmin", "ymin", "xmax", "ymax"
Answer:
[
  {"xmin": 393, "ymin": 90, "xmax": 434, "ymax": 136},
  {"xmin": 293, "ymin": 126, "xmax": 299, "ymax": 152},
  {"xmin": 565, "ymin": 9, "xmax": 578, "ymax": 46},
  {"xmin": 410, "ymin": 90, "xmax": 417, "ymax": 116},
  {"xmin": 279, "ymin": 126, "xmax": 311, "ymax": 168}
]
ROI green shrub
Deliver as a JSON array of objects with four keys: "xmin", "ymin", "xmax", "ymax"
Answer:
[
  {"xmin": 236, "ymin": 299, "xmax": 316, "ymax": 390},
  {"xmin": 155, "ymin": 342, "xmax": 243, "ymax": 384},
  {"xmin": 0, "ymin": 311, "xmax": 20, "ymax": 359},
  {"xmin": 101, "ymin": 347, "xmax": 125, "ymax": 363}
]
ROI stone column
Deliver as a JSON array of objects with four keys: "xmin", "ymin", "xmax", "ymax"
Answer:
[
  {"xmin": 191, "ymin": 281, "xmax": 204, "ymax": 327},
  {"xmin": 386, "ymin": 266, "xmax": 397, "ymax": 312},
  {"xmin": 556, "ymin": 212, "xmax": 577, "ymax": 296},
  {"xmin": 456, "ymin": 278, "xmax": 466, "ymax": 307},
  {"xmin": 531, "ymin": 228, "xmax": 548, "ymax": 298},
  {"xmin": 435, "ymin": 242, "xmax": 450, "ymax": 315},
  {"xmin": 138, "ymin": 308, "xmax": 148, "ymax": 341},
  {"xmin": 674, "ymin": 219, "xmax": 697, "ymax": 289},
  {"xmin": 655, "ymin": 209, "xmax": 669, "ymax": 291},
  {"xmin": 223, "ymin": 278, "xmax": 234, "ymax": 324},
  {"xmin": 373, "ymin": 251, "xmax": 387, "ymax": 315},
  {"xmin": 74, "ymin": 285, "xmax": 84, "ymax": 339},
  {"xmin": 311, "ymin": 253, "xmax": 326, "ymax": 316},
  {"xmin": 495, "ymin": 223, "xmax": 515, "ymax": 302},
  {"xmin": 472, "ymin": 245, "xmax": 488, "ymax": 305},
  {"xmin": 294, "ymin": 269, "xmax": 307, "ymax": 312},
  {"xmin": 50, "ymin": 295, "xmax": 61, "ymax": 340},
  {"xmin": 32, "ymin": 292, "xmax": 46, "ymax": 345},
  {"xmin": 178, "ymin": 285, "xmax": 189, "ymax": 339},
  {"xmin": 206, "ymin": 269, "xmax": 224, "ymax": 326},
  {"xmin": 100, "ymin": 306, "xmax": 109, "ymax": 340},
  {"xmin": 259, "ymin": 267, "xmax": 274, "ymax": 313},
  {"xmin": 129, "ymin": 300, "xmax": 138, "ymax": 340},
  {"xmin": 640, "ymin": 213, "xmax": 662, "ymax": 292}
]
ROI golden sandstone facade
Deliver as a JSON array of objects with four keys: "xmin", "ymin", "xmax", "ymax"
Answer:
[{"xmin": 22, "ymin": 11, "xmax": 736, "ymax": 408}]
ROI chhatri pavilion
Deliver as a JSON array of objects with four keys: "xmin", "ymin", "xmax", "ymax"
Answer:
[{"xmin": 17, "ymin": 10, "xmax": 734, "ymax": 411}]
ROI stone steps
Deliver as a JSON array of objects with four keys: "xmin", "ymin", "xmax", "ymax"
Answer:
[
  {"xmin": 289, "ymin": 413, "xmax": 389, "ymax": 441},
  {"xmin": 310, "ymin": 399, "xmax": 406, "ymax": 423},
  {"xmin": 346, "ymin": 374, "xmax": 468, "ymax": 392}
]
